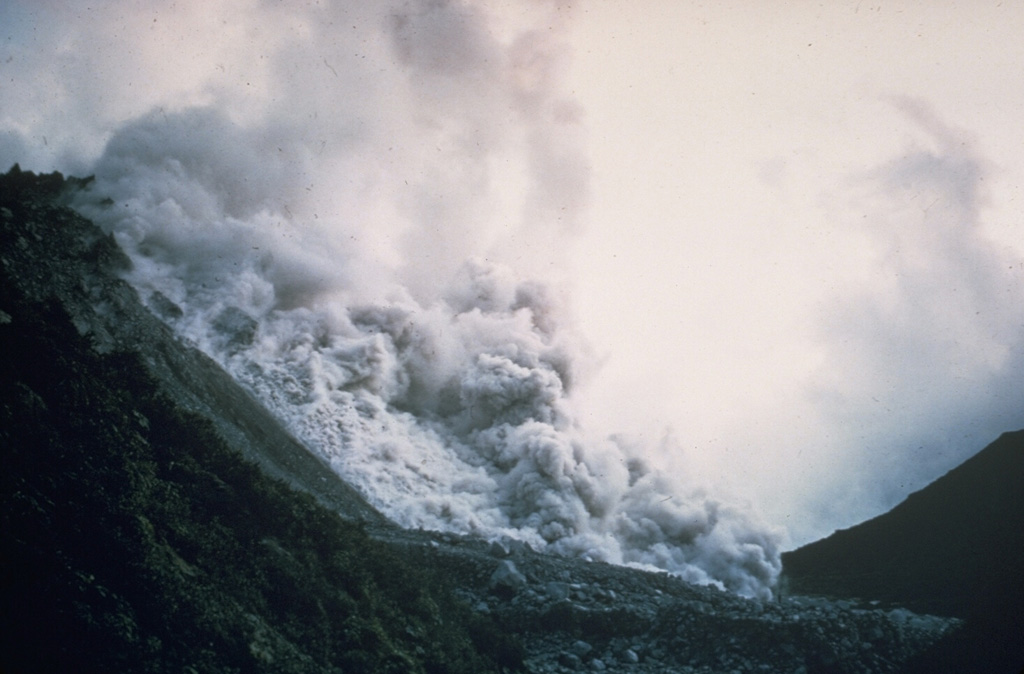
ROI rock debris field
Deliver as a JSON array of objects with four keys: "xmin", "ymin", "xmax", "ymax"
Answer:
[{"xmin": 384, "ymin": 527, "xmax": 957, "ymax": 674}]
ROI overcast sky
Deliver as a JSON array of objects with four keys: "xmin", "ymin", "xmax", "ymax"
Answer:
[
  {"xmin": 3, "ymin": 1, "xmax": 1023, "ymax": 546},
  {"xmin": 559, "ymin": 2, "xmax": 1024, "ymax": 542}
]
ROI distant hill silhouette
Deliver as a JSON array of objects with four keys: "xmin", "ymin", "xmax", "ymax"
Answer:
[{"xmin": 783, "ymin": 430, "xmax": 1024, "ymax": 673}]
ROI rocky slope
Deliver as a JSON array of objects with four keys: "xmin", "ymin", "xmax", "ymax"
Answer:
[
  {"xmin": 1, "ymin": 166, "xmax": 969, "ymax": 672},
  {"xmin": 0, "ymin": 165, "xmax": 385, "ymax": 526},
  {"xmin": 387, "ymin": 529, "xmax": 959, "ymax": 673},
  {"xmin": 0, "ymin": 282, "xmax": 520, "ymax": 674}
]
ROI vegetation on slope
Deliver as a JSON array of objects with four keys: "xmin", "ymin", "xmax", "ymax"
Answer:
[{"xmin": 0, "ymin": 280, "xmax": 522, "ymax": 673}]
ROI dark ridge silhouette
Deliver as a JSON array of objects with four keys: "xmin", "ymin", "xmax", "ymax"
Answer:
[{"xmin": 783, "ymin": 430, "xmax": 1024, "ymax": 672}]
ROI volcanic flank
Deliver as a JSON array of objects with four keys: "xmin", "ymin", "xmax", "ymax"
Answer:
[
  {"xmin": 0, "ymin": 165, "xmax": 995, "ymax": 674},
  {"xmin": 4, "ymin": 1, "xmax": 1024, "ymax": 671}
]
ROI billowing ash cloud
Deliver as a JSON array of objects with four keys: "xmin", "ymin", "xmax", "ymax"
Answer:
[{"xmin": 32, "ymin": 1, "xmax": 784, "ymax": 596}]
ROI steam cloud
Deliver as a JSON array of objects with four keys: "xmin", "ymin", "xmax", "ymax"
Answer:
[{"xmin": 11, "ymin": 1, "xmax": 784, "ymax": 597}]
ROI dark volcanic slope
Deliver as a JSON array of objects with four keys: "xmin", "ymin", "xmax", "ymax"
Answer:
[
  {"xmin": 1, "ymin": 168, "xmax": 518, "ymax": 673},
  {"xmin": 0, "ymin": 165, "xmax": 386, "ymax": 525},
  {"xmin": 1, "ymin": 167, "xmax": 967, "ymax": 673},
  {"xmin": 0, "ymin": 278, "xmax": 519, "ymax": 674},
  {"xmin": 783, "ymin": 430, "xmax": 1024, "ymax": 672}
]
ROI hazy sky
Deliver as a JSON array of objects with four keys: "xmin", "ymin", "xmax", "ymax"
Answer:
[
  {"xmin": 2, "ymin": 0, "xmax": 1023, "ymax": 546},
  {"xmin": 561, "ymin": 2, "xmax": 1024, "ymax": 542}
]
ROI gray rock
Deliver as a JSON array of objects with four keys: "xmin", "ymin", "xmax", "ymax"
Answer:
[
  {"xmin": 489, "ymin": 560, "xmax": 527, "ymax": 597},
  {"xmin": 557, "ymin": 653, "xmax": 582, "ymax": 669},
  {"xmin": 571, "ymin": 640, "xmax": 593, "ymax": 657},
  {"xmin": 544, "ymin": 581, "xmax": 571, "ymax": 601}
]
